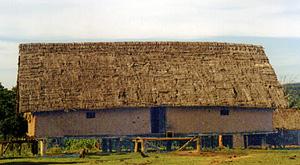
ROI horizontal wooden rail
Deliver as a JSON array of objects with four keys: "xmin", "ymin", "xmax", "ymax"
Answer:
[{"xmin": 133, "ymin": 137, "xmax": 194, "ymax": 141}]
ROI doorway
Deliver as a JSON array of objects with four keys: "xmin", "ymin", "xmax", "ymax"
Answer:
[{"xmin": 150, "ymin": 107, "xmax": 166, "ymax": 133}]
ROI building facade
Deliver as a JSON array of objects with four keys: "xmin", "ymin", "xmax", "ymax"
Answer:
[{"xmin": 18, "ymin": 42, "xmax": 287, "ymax": 148}]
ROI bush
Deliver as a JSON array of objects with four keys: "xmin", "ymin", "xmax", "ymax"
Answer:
[{"xmin": 64, "ymin": 139, "xmax": 98, "ymax": 151}]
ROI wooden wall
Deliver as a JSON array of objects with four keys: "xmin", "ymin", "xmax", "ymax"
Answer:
[
  {"xmin": 166, "ymin": 107, "xmax": 273, "ymax": 134},
  {"xmin": 28, "ymin": 107, "xmax": 273, "ymax": 138},
  {"xmin": 32, "ymin": 108, "xmax": 150, "ymax": 138}
]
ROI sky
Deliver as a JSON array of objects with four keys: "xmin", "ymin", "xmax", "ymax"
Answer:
[{"xmin": 0, "ymin": 0, "xmax": 300, "ymax": 88}]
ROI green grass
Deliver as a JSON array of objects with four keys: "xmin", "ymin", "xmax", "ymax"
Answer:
[{"xmin": 0, "ymin": 149, "xmax": 299, "ymax": 165}]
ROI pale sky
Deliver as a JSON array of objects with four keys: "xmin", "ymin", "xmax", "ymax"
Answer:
[{"xmin": 0, "ymin": 0, "xmax": 300, "ymax": 88}]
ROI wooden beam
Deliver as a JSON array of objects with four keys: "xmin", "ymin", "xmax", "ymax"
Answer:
[
  {"xmin": 176, "ymin": 137, "xmax": 197, "ymax": 151},
  {"xmin": 134, "ymin": 137, "xmax": 193, "ymax": 141},
  {"xmin": 3, "ymin": 143, "xmax": 10, "ymax": 155},
  {"xmin": 145, "ymin": 141, "xmax": 161, "ymax": 152}
]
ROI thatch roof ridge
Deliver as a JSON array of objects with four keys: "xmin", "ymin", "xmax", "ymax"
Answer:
[{"xmin": 19, "ymin": 41, "xmax": 263, "ymax": 50}]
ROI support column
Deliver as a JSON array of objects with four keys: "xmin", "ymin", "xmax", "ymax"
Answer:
[
  {"xmin": 261, "ymin": 135, "xmax": 267, "ymax": 149},
  {"xmin": 115, "ymin": 138, "xmax": 121, "ymax": 153},
  {"xmin": 298, "ymin": 131, "xmax": 300, "ymax": 145},
  {"xmin": 218, "ymin": 135, "xmax": 223, "ymax": 147},
  {"xmin": 141, "ymin": 140, "xmax": 145, "ymax": 153},
  {"xmin": 134, "ymin": 140, "xmax": 139, "ymax": 153},
  {"xmin": 0, "ymin": 144, "xmax": 3, "ymax": 157},
  {"xmin": 134, "ymin": 140, "xmax": 145, "ymax": 153},
  {"xmin": 101, "ymin": 138, "xmax": 108, "ymax": 153},
  {"xmin": 31, "ymin": 140, "xmax": 39, "ymax": 155},
  {"xmin": 196, "ymin": 136, "xmax": 201, "ymax": 153},
  {"xmin": 244, "ymin": 135, "xmax": 248, "ymax": 149},
  {"xmin": 233, "ymin": 134, "xmax": 244, "ymax": 149},
  {"xmin": 39, "ymin": 139, "xmax": 47, "ymax": 156},
  {"xmin": 108, "ymin": 139, "xmax": 113, "ymax": 153}
]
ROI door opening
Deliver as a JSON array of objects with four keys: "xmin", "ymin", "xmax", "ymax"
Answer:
[{"xmin": 150, "ymin": 107, "xmax": 166, "ymax": 133}]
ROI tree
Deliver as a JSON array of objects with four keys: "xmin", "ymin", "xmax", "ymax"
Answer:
[
  {"xmin": 283, "ymin": 83, "xmax": 300, "ymax": 109},
  {"xmin": 0, "ymin": 82, "xmax": 28, "ymax": 140}
]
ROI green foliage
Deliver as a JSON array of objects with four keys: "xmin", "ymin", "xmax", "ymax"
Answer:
[
  {"xmin": 64, "ymin": 139, "xmax": 98, "ymax": 151},
  {"xmin": 283, "ymin": 83, "xmax": 300, "ymax": 109},
  {"xmin": 0, "ymin": 82, "xmax": 28, "ymax": 140},
  {"xmin": 1, "ymin": 143, "xmax": 33, "ymax": 157}
]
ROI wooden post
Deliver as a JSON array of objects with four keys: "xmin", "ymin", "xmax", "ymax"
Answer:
[
  {"xmin": 196, "ymin": 136, "xmax": 201, "ymax": 153},
  {"xmin": 261, "ymin": 135, "xmax": 267, "ymax": 149},
  {"xmin": 101, "ymin": 138, "xmax": 108, "ymax": 153},
  {"xmin": 176, "ymin": 137, "xmax": 196, "ymax": 151},
  {"xmin": 134, "ymin": 140, "xmax": 139, "ymax": 153},
  {"xmin": 18, "ymin": 142, "xmax": 22, "ymax": 155},
  {"xmin": 32, "ymin": 140, "xmax": 39, "ymax": 155},
  {"xmin": 298, "ymin": 131, "xmax": 300, "ymax": 145},
  {"xmin": 0, "ymin": 143, "xmax": 3, "ymax": 157},
  {"xmin": 141, "ymin": 140, "xmax": 145, "ymax": 153},
  {"xmin": 244, "ymin": 135, "xmax": 248, "ymax": 149},
  {"xmin": 115, "ymin": 138, "xmax": 121, "ymax": 153},
  {"xmin": 39, "ymin": 139, "xmax": 47, "ymax": 156},
  {"xmin": 108, "ymin": 139, "xmax": 113, "ymax": 153},
  {"xmin": 218, "ymin": 135, "xmax": 223, "ymax": 147}
]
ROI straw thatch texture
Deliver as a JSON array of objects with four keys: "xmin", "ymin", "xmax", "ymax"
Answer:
[
  {"xmin": 18, "ymin": 42, "xmax": 287, "ymax": 112},
  {"xmin": 273, "ymin": 109, "xmax": 300, "ymax": 130}
]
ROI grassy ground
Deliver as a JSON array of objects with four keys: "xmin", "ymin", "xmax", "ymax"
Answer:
[{"xmin": 0, "ymin": 149, "xmax": 299, "ymax": 165}]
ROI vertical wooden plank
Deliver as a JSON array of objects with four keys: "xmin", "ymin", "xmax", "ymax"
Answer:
[
  {"xmin": 196, "ymin": 136, "xmax": 201, "ymax": 153},
  {"xmin": 134, "ymin": 140, "xmax": 138, "ymax": 153},
  {"xmin": 244, "ymin": 135, "xmax": 248, "ymax": 148},
  {"xmin": 218, "ymin": 135, "xmax": 223, "ymax": 147},
  {"xmin": 0, "ymin": 144, "xmax": 3, "ymax": 157},
  {"xmin": 39, "ymin": 139, "xmax": 47, "ymax": 156},
  {"xmin": 141, "ymin": 140, "xmax": 145, "ymax": 153},
  {"xmin": 298, "ymin": 131, "xmax": 300, "ymax": 145}
]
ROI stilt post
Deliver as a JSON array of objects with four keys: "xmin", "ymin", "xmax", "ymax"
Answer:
[
  {"xmin": 134, "ymin": 140, "xmax": 139, "ymax": 153},
  {"xmin": 141, "ymin": 140, "xmax": 145, "ymax": 153},
  {"xmin": 196, "ymin": 136, "xmax": 201, "ymax": 153},
  {"xmin": 116, "ymin": 138, "xmax": 121, "ymax": 153},
  {"xmin": 218, "ymin": 135, "xmax": 223, "ymax": 147},
  {"xmin": 101, "ymin": 138, "xmax": 108, "ymax": 153},
  {"xmin": 261, "ymin": 135, "xmax": 267, "ymax": 149},
  {"xmin": 39, "ymin": 139, "xmax": 47, "ymax": 156},
  {"xmin": 108, "ymin": 139, "xmax": 113, "ymax": 153}
]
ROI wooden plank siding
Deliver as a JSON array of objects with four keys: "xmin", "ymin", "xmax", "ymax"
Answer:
[
  {"xmin": 166, "ymin": 107, "xmax": 273, "ymax": 134},
  {"xmin": 27, "ymin": 107, "xmax": 273, "ymax": 138}
]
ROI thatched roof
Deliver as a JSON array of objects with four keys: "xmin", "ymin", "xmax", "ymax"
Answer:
[
  {"xmin": 17, "ymin": 42, "xmax": 287, "ymax": 112},
  {"xmin": 273, "ymin": 109, "xmax": 300, "ymax": 130}
]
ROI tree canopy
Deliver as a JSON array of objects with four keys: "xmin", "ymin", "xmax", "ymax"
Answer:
[
  {"xmin": 0, "ymin": 82, "xmax": 27, "ymax": 140},
  {"xmin": 283, "ymin": 83, "xmax": 300, "ymax": 109}
]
